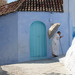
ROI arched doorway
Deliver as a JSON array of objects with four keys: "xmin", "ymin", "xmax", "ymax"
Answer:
[{"xmin": 30, "ymin": 21, "xmax": 47, "ymax": 60}]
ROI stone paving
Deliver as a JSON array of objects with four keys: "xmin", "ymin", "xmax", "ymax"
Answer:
[{"xmin": 0, "ymin": 58, "xmax": 71, "ymax": 75}]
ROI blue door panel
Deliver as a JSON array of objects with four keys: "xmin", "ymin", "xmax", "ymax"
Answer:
[{"xmin": 30, "ymin": 21, "xmax": 47, "ymax": 60}]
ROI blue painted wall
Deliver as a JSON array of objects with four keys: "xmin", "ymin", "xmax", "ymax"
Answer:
[
  {"xmin": 0, "ymin": 13, "xmax": 18, "ymax": 65},
  {"xmin": 63, "ymin": 0, "xmax": 72, "ymax": 46},
  {"xmin": 0, "ymin": 12, "xmax": 70, "ymax": 64},
  {"xmin": 18, "ymin": 12, "xmax": 69, "ymax": 62},
  {"xmin": 73, "ymin": 27, "xmax": 75, "ymax": 38},
  {"xmin": 0, "ymin": 0, "xmax": 73, "ymax": 64},
  {"xmin": 50, "ymin": 13, "xmax": 69, "ymax": 55},
  {"xmin": 69, "ymin": 0, "xmax": 75, "ymax": 39}
]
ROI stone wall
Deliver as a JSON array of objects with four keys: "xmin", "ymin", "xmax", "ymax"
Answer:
[{"xmin": 0, "ymin": 0, "xmax": 7, "ymax": 6}]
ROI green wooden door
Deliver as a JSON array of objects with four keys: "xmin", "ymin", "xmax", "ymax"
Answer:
[{"xmin": 30, "ymin": 21, "xmax": 47, "ymax": 60}]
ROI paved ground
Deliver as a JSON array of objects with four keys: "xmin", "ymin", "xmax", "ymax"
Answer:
[{"xmin": 0, "ymin": 58, "xmax": 71, "ymax": 75}]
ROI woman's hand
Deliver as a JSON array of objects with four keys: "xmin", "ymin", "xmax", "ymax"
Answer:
[{"xmin": 60, "ymin": 36, "xmax": 63, "ymax": 38}]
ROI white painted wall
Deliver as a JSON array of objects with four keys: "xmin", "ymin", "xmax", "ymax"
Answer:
[{"xmin": 64, "ymin": 38, "xmax": 75, "ymax": 75}]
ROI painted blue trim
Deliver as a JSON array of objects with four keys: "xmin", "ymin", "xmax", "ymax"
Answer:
[{"xmin": 73, "ymin": 27, "xmax": 75, "ymax": 38}]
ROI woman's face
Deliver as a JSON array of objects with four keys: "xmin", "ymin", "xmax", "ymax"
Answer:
[{"xmin": 59, "ymin": 33, "xmax": 61, "ymax": 36}]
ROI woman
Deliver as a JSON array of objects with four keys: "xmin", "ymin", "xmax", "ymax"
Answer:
[{"xmin": 51, "ymin": 31, "xmax": 63, "ymax": 57}]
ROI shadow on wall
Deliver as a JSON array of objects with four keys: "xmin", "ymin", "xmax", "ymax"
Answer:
[
  {"xmin": 0, "ymin": 67, "xmax": 9, "ymax": 75},
  {"xmin": 43, "ymin": 72, "xmax": 72, "ymax": 75}
]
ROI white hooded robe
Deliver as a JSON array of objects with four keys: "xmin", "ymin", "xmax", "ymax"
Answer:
[{"xmin": 51, "ymin": 33, "xmax": 60, "ymax": 56}]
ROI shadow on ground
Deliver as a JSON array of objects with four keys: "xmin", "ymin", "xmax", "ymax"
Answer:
[
  {"xmin": 0, "ymin": 67, "xmax": 9, "ymax": 75},
  {"xmin": 19, "ymin": 59, "xmax": 59, "ymax": 65},
  {"xmin": 43, "ymin": 72, "xmax": 72, "ymax": 75},
  {"xmin": 21, "ymin": 57, "xmax": 60, "ymax": 64},
  {"xmin": 0, "ymin": 55, "xmax": 65, "ymax": 66},
  {"xmin": 0, "ymin": 58, "xmax": 59, "ymax": 66},
  {"xmin": 21, "ymin": 55, "xmax": 65, "ymax": 64}
]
